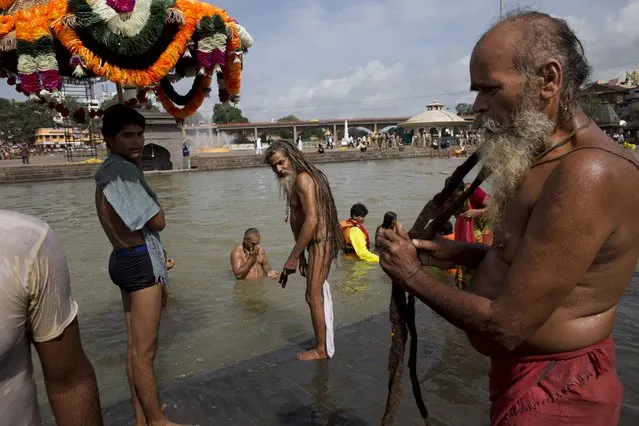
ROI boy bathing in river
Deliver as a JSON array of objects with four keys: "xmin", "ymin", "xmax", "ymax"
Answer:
[{"xmin": 94, "ymin": 105, "xmax": 186, "ymax": 426}]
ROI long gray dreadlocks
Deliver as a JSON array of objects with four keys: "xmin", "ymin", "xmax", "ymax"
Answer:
[{"xmin": 264, "ymin": 140, "xmax": 343, "ymax": 261}]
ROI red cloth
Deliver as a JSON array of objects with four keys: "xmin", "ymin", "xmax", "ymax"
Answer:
[
  {"xmin": 454, "ymin": 187, "xmax": 487, "ymax": 243},
  {"xmin": 489, "ymin": 337, "xmax": 623, "ymax": 425}
]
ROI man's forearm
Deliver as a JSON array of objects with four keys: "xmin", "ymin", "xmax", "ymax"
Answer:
[
  {"xmin": 235, "ymin": 256, "xmax": 257, "ymax": 279},
  {"xmin": 448, "ymin": 241, "xmax": 490, "ymax": 268},
  {"xmin": 46, "ymin": 367, "xmax": 103, "ymax": 426},
  {"xmin": 402, "ymin": 268, "xmax": 496, "ymax": 340}
]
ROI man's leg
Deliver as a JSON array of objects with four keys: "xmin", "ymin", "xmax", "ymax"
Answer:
[
  {"xmin": 129, "ymin": 284, "xmax": 184, "ymax": 426},
  {"xmin": 298, "ymin": 246, "xmax": 331, "ymax": 361},
  {"xmin": 121, "ymin": 291, "xmax": 147, "ymax": 426}
]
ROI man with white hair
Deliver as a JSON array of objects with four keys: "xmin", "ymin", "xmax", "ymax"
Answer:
[{"xmin": 377, "ymin": 11, "xmax": 638, "ymax": 425}]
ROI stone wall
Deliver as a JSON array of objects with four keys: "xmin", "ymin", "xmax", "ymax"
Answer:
[
  {"xmin": 0, "ymin": 163, "xmax": 100, "ymax": 183},
  {"xmin": 192, "ymin": 148, "xmax": 466, "ymax": 171},
  {"xmin": 0, "ymin": 149, "xmax": 471, "ymax": 184},
  {"xmin": 142, "ymin": 111, "xmax": 184, "ymax": 170}
]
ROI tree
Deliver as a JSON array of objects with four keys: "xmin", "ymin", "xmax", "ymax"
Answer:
[
  {"xmin": 274, "ymin": 115, "xmax": 323, "ymax": 140},
  {"xmin": 184, "ymin": 111, "xmax": 205, "ymax": 125},
  {"xmin": 212, "ymin": 103, "xmax": 248, "ymax": 124},
  {"xmin": 579, "ymin": 92, "xmax": 602, "ymax": 120},
  {"xmin": 0, "ymin": 99, "xmax": 55, "ymax": 146},
  {"xmin": 455, "ymin": 103, "xmax": 474, "ymax": 115}
]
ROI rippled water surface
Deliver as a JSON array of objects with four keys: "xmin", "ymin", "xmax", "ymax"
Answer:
[{"xmin": 1, "ymin": 157, "xmax": 637, "ymax": 421}]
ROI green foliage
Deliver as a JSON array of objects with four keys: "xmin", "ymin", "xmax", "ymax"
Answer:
[
  {"xmin": 579, "ymin": 92, "xmax": 602, "ymax": 119},
  {"xmin": 212, "ymin": 103, "xmax": 249, "ymax": 124},
  {"xmin": 272, "ymin": 115, "xmax": 324, "ymax": 140},
  {"xmin": 455, "ymin": 103, "xmax": 474, "ymax": 115},
  {"xmin": 0, "ymin": 99, "xmax": 55, "ymax": 145},
  {"xmin": 184, "ymin": 111, "xmax": 205, "ymax": 125}
]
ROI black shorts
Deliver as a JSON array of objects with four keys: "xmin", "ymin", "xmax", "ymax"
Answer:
[{"xmin": 109, "ymin": 245, "xmax": 156, "ymax": 293}]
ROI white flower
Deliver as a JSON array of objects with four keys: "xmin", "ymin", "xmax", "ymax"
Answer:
[
  {"xmin": 235, "ymin": 24, "xmax": 253, "ymax": 49},
  {"xmin": 86, "ymin": 0, "xmax": 152, "ymax": 37}
]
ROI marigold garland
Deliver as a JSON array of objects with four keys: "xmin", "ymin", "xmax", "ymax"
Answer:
[
  {"xmin": 68, "ymin": 0, "xmax": 174, "ymax": 57},
  {"xmin": 0, "ymin": 16, "xmax": 14, "ymax": 38},
  {"xmin": 0, "ymin": 0, "xmax": 251, "ymax": 118},
  {"xmin": 156, "ymin": 73, "xmax": 211, "ymax": 119},
  {"xmin": 0, "ymin": 0, "xmax": 15, "ymax": 12},
  {"xmin": 52, "ymin": 0, "xmax": 240, "ymax": 87}
]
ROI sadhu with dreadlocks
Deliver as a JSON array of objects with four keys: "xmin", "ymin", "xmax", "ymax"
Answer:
[{"xmin": 265, "ymin": 140, "xmax": 343, "ymax": 361}]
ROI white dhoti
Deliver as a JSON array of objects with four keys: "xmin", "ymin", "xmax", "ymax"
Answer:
[{"xmin": 323, "ymin": 280, "xmax": 335, "ymax": 358}]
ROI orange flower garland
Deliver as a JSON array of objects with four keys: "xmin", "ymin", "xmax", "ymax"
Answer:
[
  {"xmin": 15, "ymin": 3, "xmax": 55, "ymax": 42},
  {"xmin": 51, "ymin": 0, "xmax": 243, "ymax": 89},
  {"xmin": 0, "ymin": 16, "xmax": 15, "ymax": 38},
  {"xmin": 0, "ymin": 0, "xmax": 251, "ymax": 118},
  {"xmin": 156, "ymin": 74, "xmax": 211, "ymax": 120},
  {"xmin": 0, "ymin": 0, "xmax": 15, "ymax": 11}
]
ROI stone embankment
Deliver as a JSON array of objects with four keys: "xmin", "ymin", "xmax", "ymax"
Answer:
[{"xmin": 0, "ymin": 148, "xmax": 472, "ymax": 184}]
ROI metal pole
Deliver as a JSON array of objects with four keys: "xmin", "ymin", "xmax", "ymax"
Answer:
[
  {"xmin": 116, "ymin": 83, "xmax": 124, "ymax": 103},
  {"xmin": 500, "ymin": 0, "xmax": 503, "ymax": 19}
]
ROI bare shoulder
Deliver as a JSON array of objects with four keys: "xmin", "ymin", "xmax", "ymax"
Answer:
[
  {"xmin": 552, "ymin": 132, "xmax": 639, "ymax": 191},
  {"xmin": 230, "ymin": 244, "xmax": 243, "ymax": 258},
  {"xmin": 295, "ymin": 171, "xmax": 315, "ymax": 190}
]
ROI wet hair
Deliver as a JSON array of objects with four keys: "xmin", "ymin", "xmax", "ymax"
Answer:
[
  {"xmin": 243, "ymin": 228, "xmax": 260, "ymax": 239},
  {"xmin": 383, "ymin": 211, "xmax": 397, "ymax": 226},
  {"xmin": 486, "ymin": 11, "xmax": 591, "ymax": 120},
  {"xmin": 264, "ymin": 140, "xmax": 343, "ymax": 260},
  {"xmin": 101, "ymin": 104, "xmax": 146, "ymax": 139},
  {"xmin": 350, "ymin": 203, "xmax": 368, "ymax": 218}
]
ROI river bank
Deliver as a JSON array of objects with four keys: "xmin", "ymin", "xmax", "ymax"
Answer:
[
  {"xmin": 0, "ymin": 147, "xmax": 471, "ymax": 184},
  {"xmin": 94, "ymin": 300, "xmax": 638, "ymax": 426}
]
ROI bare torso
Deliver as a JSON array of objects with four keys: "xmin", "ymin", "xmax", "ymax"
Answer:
[
  {"xmin": 231, "ymin": 245, "xmax": 268, "ymax": 279},
  {"xmin": 95, "ymin": 188, "xmax": 145, "ymax": 249},
  {"xmin": 288, "ymin": 172, "xmax": 328, "ymax": 249},
  {"xmin": 468, "ymin": 128, "xmax": 639, "ymax": 355}
]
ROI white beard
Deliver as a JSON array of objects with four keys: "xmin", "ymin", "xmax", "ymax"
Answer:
[
  {"xmin": 478, "ymin": 107, "xmax": 555, "ymax": 230},
  {"xmin": 278, "ymin": 171, "xmax": 297, "ymax": 198}
]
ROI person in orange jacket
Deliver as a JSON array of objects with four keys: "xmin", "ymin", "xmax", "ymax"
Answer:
[{"xmin": 340, "ymin": 203, "xmax": 379, "ymax": 263}]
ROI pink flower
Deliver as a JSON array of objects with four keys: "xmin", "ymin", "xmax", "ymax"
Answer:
[
  {"xmin": 18, "ymin": 73, "xmax": 41, "ymax": 95},
  {"xmin": 212, "ymin": 48, "xmax": 225, "ymax": 66},
  {"xmin": 40, "ymin": 70, "xmax": 62, "ymax": 92},
  {"xmin": 107, "ymin": 0, "xmax": 136, "ymax": 14}
]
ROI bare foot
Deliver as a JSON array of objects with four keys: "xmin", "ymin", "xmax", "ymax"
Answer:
[{"xmin": 296, "ymin": 348, "xmax": 327, "ymax": 361}]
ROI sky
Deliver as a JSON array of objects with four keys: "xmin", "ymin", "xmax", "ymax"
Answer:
[{"xmin": 1, "ymin": 0, "xmax": 638, "ymax": 122}]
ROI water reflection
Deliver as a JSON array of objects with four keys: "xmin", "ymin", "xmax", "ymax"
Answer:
[
  {"xmin": 234, "ymin": 279, "xmax": 269, "ymax": 317},
  {"xmin": 1, "ymin": 157, "xmax": 637, "ymax": 422}
]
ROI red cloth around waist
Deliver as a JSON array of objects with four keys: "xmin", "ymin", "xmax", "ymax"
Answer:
[{"xmin": 489, "ymin": 336, "xmax": 623, "ymax": 425}]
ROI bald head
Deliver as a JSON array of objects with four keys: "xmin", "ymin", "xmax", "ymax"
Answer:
[{"xmin": 472, "ymin": 11, "xmax": 590, "ymax": 121}]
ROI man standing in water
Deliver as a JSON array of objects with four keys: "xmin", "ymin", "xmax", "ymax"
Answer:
[
  {"xmin": 230, "ymin": 228, "xmax": 279, "ymax": 280},
  {"xmin": 377, "ymin": 11, "xmax": 639, "ymax": 425},
  {"xmin": 94, "ymin": 105, "xmax": 184, "ymax": 426},
  {"xmin": 265, "ymin": 140, "xmax": 343, "ymax": 360}
]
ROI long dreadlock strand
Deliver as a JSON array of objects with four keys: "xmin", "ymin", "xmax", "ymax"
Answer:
[
  {"xmin": 265, "ymin": 140, "xmax": 344, "ymax": 262},
  {"xmin": 382, "ymin": 152, "xmax": 488, "ymax": 425}
]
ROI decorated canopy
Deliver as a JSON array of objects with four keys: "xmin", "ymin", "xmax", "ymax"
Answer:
[{"xmin": 0, "ymin": 0, "xmax": 253, "ymax": 119}]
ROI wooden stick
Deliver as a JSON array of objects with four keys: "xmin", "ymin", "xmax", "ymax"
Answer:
[{"xmin": 382, "ymin": 151, "xmax": 490, "ymax": 425}]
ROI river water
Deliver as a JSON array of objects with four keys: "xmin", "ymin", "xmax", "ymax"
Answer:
[{"xmin": 1, "ymin": 157, "xmax": 637, "ymax": 422}]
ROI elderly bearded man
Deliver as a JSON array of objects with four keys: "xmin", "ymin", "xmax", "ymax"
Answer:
[{"xmin": 377, "ymin": 11, "xmax": 639, "ymax": 426}]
